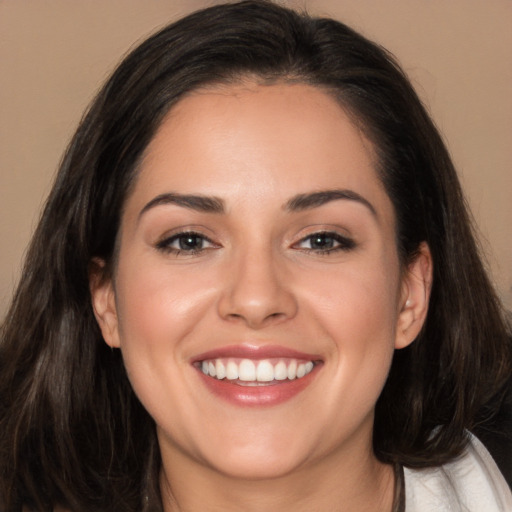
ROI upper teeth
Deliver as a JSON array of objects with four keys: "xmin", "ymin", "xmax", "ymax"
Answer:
[{"xmin": 200, "ymin": 358, "xmax": 315, "ymax": 382}]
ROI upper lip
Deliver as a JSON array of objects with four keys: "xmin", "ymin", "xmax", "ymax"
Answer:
[{"xmin": 191, "ymin": 344, "xmax": 323, "ymax": 363}]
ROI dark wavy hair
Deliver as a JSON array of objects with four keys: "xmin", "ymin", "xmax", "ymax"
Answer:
[{"xmin": 1, "ymin": 1, "xmax": 510, "ymax": 510}]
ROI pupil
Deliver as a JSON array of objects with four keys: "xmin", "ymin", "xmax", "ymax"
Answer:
[
  {"xmin": 179, "ymin": 235, "xmax": 202, "ymax": 250},
  {"xmin": 312, "ymin": 235, "xmax": 333, "ymax": 249}
]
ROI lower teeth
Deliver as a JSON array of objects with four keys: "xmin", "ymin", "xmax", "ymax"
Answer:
[{"xmin": 230, "ymin": 380, "xmax": 279, "ymax": 386}]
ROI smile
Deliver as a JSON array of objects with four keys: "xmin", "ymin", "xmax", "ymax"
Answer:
[
  {"xmin": 192, "ymin": 346, "xmax": 322, "ymax": 406},
  {"xmin": 199, "ymin": 358, "xmax": 316, "ymax": 384}
]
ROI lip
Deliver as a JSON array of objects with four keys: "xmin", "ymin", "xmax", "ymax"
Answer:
[
  {"xmin": 192, "ymin": 344, "xmax": 323, "ymax": 407},
  {"xmin": 192, "ymin": 344, "xmax": 323, "ymax": 363}
]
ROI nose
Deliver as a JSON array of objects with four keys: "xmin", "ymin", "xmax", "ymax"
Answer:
[{"xmin": 217, "ymin": 246, "xmax": 298, "ymax": 329}]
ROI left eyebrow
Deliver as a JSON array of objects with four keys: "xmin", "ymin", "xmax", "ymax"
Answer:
[{"xmin": 284, "ymin": 189, "xmax": 377, "ymax": 217}]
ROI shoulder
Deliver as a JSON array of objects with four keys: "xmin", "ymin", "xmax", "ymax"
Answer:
[{"xmin": 404, "ymin": 433, "xmax": 512, "ymax": 511}]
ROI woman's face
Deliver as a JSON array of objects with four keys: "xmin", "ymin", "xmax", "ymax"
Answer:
[{"xmin": 92, "ymin": 82, "xmax": 429, "ymax": 480}]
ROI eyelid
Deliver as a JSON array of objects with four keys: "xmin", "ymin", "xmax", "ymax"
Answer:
[
  {"xmin": 153, "ymin": 224, "xmax": 216, "ymax": 245},
  {"xmin": 292, "ymin": 230, "xmax": 356, "ymax": 254},
  {"xmin": 155, "ymin": 229, "xmax": 220, "ymax": 255}
]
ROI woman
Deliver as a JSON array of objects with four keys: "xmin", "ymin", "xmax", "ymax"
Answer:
[{"xmin": 1, "ymin": 1, "xmax": 510, "ymax": 510}]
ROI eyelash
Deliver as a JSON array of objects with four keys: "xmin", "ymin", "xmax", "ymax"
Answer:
[
  {"xmin": 156, "ymin": 231, "xmax": 217, "ymax": 256},
  {"xmin": 155, "ymin": 230, "xmax": 355, "ymax": 257},
  {"xmin": 294, "ymin": 231, "xmax": 356, "ymax": 255}
]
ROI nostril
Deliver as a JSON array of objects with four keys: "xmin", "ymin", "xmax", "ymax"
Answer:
[{"xmin": 223, "ymin": 309, "xmax": 289, "ymax": 329}]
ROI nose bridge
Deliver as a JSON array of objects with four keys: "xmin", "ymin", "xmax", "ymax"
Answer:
[{"xmin": 217, "ymin": 239, "xmax": 297, "ymax": 328}]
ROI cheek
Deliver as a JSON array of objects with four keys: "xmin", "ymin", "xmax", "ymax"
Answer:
[
  {"xmin": 115, "ymin": 259, "xmax": 218, "ymax": 346},
  {"xmin": 112, "ymin": 261, "xmax": 212, "ymax": 422},
  {"xmin": 299, "ymin": 258, "xmax": 400, "ymax": 393},
  {"xmin": 301, "ymin": 259, "xmax": 400, "ymax": 339}
]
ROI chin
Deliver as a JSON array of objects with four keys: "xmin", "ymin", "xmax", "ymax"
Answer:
[
  {"xmin": 196, "ymin": 430, "xmax": 318, "ymax": 481},
  {"xmin": 209, "ymin": 452, "xmax": 306, "ymax": 481}
]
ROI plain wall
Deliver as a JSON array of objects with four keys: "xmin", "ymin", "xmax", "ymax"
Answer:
[{"xmin": 1, "ymin": 0, "xmax": 511, "ymax": 319}]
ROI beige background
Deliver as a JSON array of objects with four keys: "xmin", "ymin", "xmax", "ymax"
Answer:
[{"xmin": 1, "ymin": 0, "xmax": 511, "ymax": 319}]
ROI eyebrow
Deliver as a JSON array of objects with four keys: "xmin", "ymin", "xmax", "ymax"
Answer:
[
  {"xmin": 138, "ymin": 188, "xmax": 376, "ymax": 220},
  {"xmin": 285, "ymin": 189, "xmax": 377, "ymax": 216},
  {"xmin": 139, "ymin": 193, "xmax": 225, "ymax": 219}
]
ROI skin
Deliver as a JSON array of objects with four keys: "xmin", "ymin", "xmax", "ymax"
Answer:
[{"xmin": 91, "ymin": 82, "xmax": 432, "ymax": 511}]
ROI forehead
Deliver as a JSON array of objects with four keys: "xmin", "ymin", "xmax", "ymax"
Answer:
[{"xmin": 127, "ymin": 82, "xmax": 393, "ymax": 226}]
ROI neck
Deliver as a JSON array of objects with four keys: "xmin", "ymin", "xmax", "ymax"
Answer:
[{"xmin": 158, "ymin": 434, "xmax": 396, "ymax": 512}]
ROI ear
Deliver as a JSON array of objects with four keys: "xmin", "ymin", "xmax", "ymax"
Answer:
[
  {"xmin": 89, "ymin": 258, "xmax": 121, "ymax": 348},
  {"xmin": 395, "ymin": 242, "xmax": 433, "ymax": 349}
]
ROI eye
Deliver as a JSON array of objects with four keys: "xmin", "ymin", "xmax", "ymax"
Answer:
[
  {"xmin": 156, "ymin": 231, "xmax": 217, "ymax": 255},
  {"xmin": 295, "ymin": 231, "xmax": 355, "ymax": 254}
]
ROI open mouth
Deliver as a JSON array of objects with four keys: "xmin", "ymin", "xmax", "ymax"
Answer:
[
  {"xmin": 197, "ymin": 357, "xmax": 317, "ymax": 385},
  {"xmin": 192, "ymin": 346, "xmax": 323, "ymax": 406}
]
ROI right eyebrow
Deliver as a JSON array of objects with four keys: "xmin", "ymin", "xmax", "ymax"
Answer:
[{"xmin": 138, "ymin": 193, "xmax": 225, "ymax": 221}]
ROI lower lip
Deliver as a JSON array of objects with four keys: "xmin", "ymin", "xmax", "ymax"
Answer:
[{"xmin": 196, "ymin": 365, "xmax": 320, "ymax": 407}]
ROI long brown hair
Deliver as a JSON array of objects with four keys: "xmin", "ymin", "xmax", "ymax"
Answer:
[{"xmin": 1, "ymin": 1, "xmax": 510, "ymax": 510}]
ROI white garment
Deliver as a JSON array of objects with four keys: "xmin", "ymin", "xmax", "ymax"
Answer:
[{"xmin": 404, "ymin": 433, "xmax": 512, "ymax": 511}]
